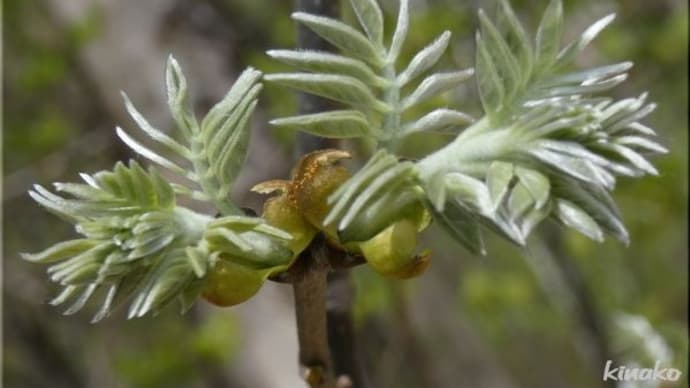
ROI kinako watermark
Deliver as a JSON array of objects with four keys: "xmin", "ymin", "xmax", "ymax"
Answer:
[{"xmin": 603, "ymin": 360, "xmax": 683, "ymax": 383}]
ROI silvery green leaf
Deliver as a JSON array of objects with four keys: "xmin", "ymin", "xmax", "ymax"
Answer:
[
  {"xmin": 402, "ymin": 109, "xmax": 475, "ymax": 136},
  {"xmin": 267, "ymin": 50, "xmax": 386, "ymax": 87},
  {"xmin": 476, "ymin": 32, "xmax": 505, "ymax": 116},
  {"xmin": 63, "ymin": 283, "xmax": 98, "ymax": 315},
  {"xmin": 208, "ymin": 98, "xmax": 257, "ymax": 200},
  {"xmin": 495, "ymin": 0, "xmax": 533, "ymax": 79},
  {"xmin": 165, "ymin": 56, "xmax": 199, "ymax": 137},
  {"xmin": 478, "ymin": 10, "xmax": 520, "ymax": 97},
  {"xmin": 253, "ymin": 223, "xmax": 294, "ymax": 241},
  {"xmin": 240, "ymin": 231, "xmax": 292, "ymax": 268},
  {"xmin": 21, "ymin": 239, "xmax": 99, "ymax": 263},
  {"xmin": 138, "ymin": 256, "xmax": 194, "ymax": 317},
  {"xmin": 397, "ymin": 31, "xmax": 451, "ymax": 86},
  {"xmin": 524, "ymin": 112, "xmax": 591, "ymax": 139},
  {"xmin": 527, "ymin": 148, "xmax": 606, "ymax": 186},
  {"xmin": 53, "ymin": 183, "xmax": 111, "ymax": 201},
  {"xmin": 202, "ymin": 67, "xmax": 262, "ymax": 135},
  {"xmin": 624, "ymin": 122, "xmax": 657, "ymax": 136},
  {"xmin": 292, "ymin": 12, "xmax": 384, "ymax": 67},
  {"xmin": 615, "ymin": 136, "xmax": 668, "ymax": 154},
  {"xmin": 349, "ymin": 0, "xmax": 384, "ymax": 48},
  {"xmin": 121, "ymin": 92, "xmax": 191, "ymax": 159},
  {"xmin": 444, "ymin": 172, "xmax": 493, "ymax": 215},
  {"xmin": 265, "ymin": 73, "xmax": 390, "ymax": 112},
  {"xmin": 552, "ymin": 177, "xmax": 628, "ymax": 243},
  {"xmin": 540, "ymin": 74, "xmax": 628, "ymax": 98},
  {"xmin": 270, "ymin": 110, "xmax": 376, "ymax": 139},
  {"xmin": 607, "ymin": 102, "xmax": 657, "ymax": 133},
  {"xmin": 599, "ymin": 143, "xmax": 658, "ymax": 175},
  {"xmin": 48, "ymin": 243, "xmax": 113, "ymax": 280},
  {"xmin": 325, "ymin": 150, "xmax": 396, "ymax": 225},
  {"xmin": 535, "ymin": 0, "xmax": 563, "ymax": 69},
  {"xmin": 205, "ymin": 228, "xmax": 252, "ymax": 253},
  {"xmin": 171, "ymin": 184, "xmax": 210, "ymax": 202},
  {"xmin": 49, "ymin": 285, "xmax": 81, "ymax": 306},
  {"xmin": 518, "ymin": 200, "xmax": 552, "ymax": 238},
  {"xmin": 555, "ymin": 14, "xmax": 616, "ymax": 68},
  {"xmin": 91, "ymin": 284, "xmax": 118, "ymax": 323},
  {"xmin": 339, "ymin": 187, "xmax": 422, "ymax": 242},
  {"xmin": 430, "ymin": 200, "xmax": 486, "ymax": 255},
  {"xmin": 401, "ymin": 69, "xmax": 474, "ymax": 110},
  {"xmin": 511, "ymin": 104, "xmax": 563, "ymax": 133},
  {"xmin": 28, "ymin": 185, "xmax": 85, "ymax": 221},
  {"xmin": 480, "ymin": 207, "xmax": 525, "ymax": 245},
  {"xmin": 177, "ymin": 278, "xmax": 205, "ymax": 314},
  {"xmin": 486, "ymin": 161, "xmax": 514, "ymax": 211},
  {"xmin": 387, "ymin": 0, "xmax": 409, "ymax": 63},
  {"xmin": 508, "ymin": 182, "xmax": 534, "ymax": 221},
  {"xmin": 127, "ymin": 235, "xmax": 175, "ymax": 260},
  {"xmin": 543, "ymin": 62, "xmax": 632, "ymax": 86},
  {"xmin": 536, "ymin": 140, "xmax": 611, "ymax": 168},
  {"xmin": 116, "ymin": 127, "xmax": 189, "ymax": 178},
  {"xmin": 514, "ymin": 166, "xmax": 550, "ymax": 209},
  {"xmin": 555, "ymin": 199, "xmax": 604, "ymax": 242},
  {"xmin": 425, "ymin": 171, "xmax": 448, "ymax": 211},
  {"xmin": 339, "ymin": 161, "xmax": 417, "ymax": 229},
  {"xmin": 598, "ymin": 94, "xmax": 646, "ymax": 124},
  {"xmin": 193, "ymin": 67, "xmax": 263, "ymax": 216}
]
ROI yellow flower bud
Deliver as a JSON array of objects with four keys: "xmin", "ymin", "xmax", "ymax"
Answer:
[
  {"xmin": 357, "ymin": 218, "xmax": 431, "ymax": 278},
  {"xmin": 202, "ymin": 258, "xmax": 266, "ymax": 307}
]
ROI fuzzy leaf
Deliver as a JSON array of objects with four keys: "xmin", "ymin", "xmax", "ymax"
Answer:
[
  {"xmin": 292, "ymin": 12, "xmax": 384, "ymax": 66},
  {"xmin": 397, "ymin": 31, "xmax": 452, "ymax": 86},
  {"xmin": 556, "ymin": 14, "xmax": 616, "ymax": 68},
  {"xmin": 486, "ymin": 161, "xmax": 514, "ymax": 210},
  {"xmin": 535, "ymin": 0, "xmax": 563, "ymax": 69},
  {"xmin": 349, "ymin": 0, "xmax": 384, "ymax": 47},
  {"xmin": 267, "ymin": 50, "xmax": 385, "ymax": 87},
  {"xmin": 165, "ymin": 56, "xmax": 198, "ymax": 137},
  {"xmin": 402, "ymin": 109, "xmax": 474, "ymax": 136},
  {"xmin": 431, "ymin": 200, "xmax": 486, "ymax": 255},
  {"xmin": 555, "ymin": 199, "xmax": 604, "ymax": 242},
  {"xmin": 507, "ymin": 183, "xmax": 534, "ymax": 221},
  {"xmin": 22, "ymin": 239, "xmax": 99, "ymax": 263},
  {"xmin": 478, "ymin": 10, "xmax": 521, "ymax": 97},
  {"xmin": 270, "ymin": 110, "xmax": 376, "ymax": 138},
  {"xmin": 265, "ymin": 73, "xmax": 390, "ymax": 112},
  {"xmin": 401, "ymin": 69, "xmax": 474, "ymax": 110},
  {"xmin": 514, "ymin": 166, "xmax": 550, "ymax": 209},
  {"xmin": 387, "ymin": 0, "xmax": 409, "ymax": 63}
]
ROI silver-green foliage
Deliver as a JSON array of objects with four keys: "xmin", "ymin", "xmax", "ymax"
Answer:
[
  {"xmin": 325, "ymin": 0, "xmax": 666, "ymax": 254},
  {"xmin": 265, "ymin": 0, "xmax": 474, "ymax": 150},
  {"xmin": 23, "ymin": 59, "xmax": 293, "ymax": 320}
]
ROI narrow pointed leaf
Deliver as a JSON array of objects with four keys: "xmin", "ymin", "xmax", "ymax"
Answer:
[
  {"xmin": 267, "ymin": 50, "xmax": 385, "ymax": 87},
  {"xmin": 387, "ymin": 0, "xmax": 409, "ymax": 63},
  {"xmin": 401, "ymin": 69, "xmax": 474, "ymax": 110},
  {"xmin": 265, "ymin": 73, "xmax": 390, "ymax": 112},
  {"xmin": 555, "ymin": 199, "xmax": 604, "ymax": 242},
  {"xmin": 349, "ymin": 0, "xmax": 384, "ymax": 47},
  {"xmin": 292, "ymin": 12, "xmax": 384, "ymax": 66},
  {"xmin": 397, "ymin": 31, "xmax": 451, "ymax": 86},
  {"xmin": 535, "ymin": 0, "xmax": 563, "ymax": 69},
  {"xmin": 270, "ymin": 110, "xmax": 375, "ymax": 138},
  {"xmin": 402, "ymin": 109, "xmax": 474, "ymax": 136}
]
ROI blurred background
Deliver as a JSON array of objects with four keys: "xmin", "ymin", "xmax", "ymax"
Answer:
[{"xmin": 2, "ymin": 0, "xmax": 687, "ymax": 387}]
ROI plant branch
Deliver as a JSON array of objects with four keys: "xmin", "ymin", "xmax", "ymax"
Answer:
[{"xmin": 292, "ymin": 239, "xmax": 336, "ymax": 388}]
